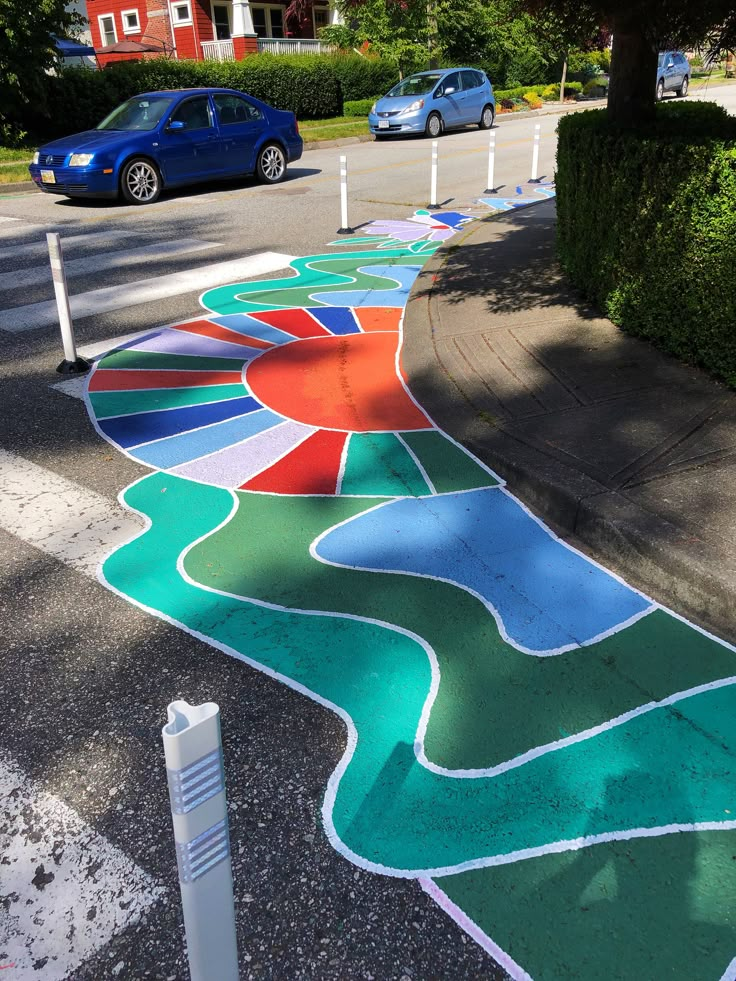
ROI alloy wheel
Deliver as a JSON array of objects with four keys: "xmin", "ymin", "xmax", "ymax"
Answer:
[
  {"xmin": 260, "ymin": 146, "xmax": 285, "ymax": 182},
  {"xmin": 126, "ymin": 161, "xmax": 158, "ymax": 203}
]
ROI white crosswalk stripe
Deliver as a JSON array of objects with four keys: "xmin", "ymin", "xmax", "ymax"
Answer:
[
  {"xmin": 1, "ymin": 750, "xmax": 163, "ymax": 981},
  {"xmin": 0, "ymin": 249, "xmax": 297, "ymax": 332},
  {"xmin": 0, "ymin": 237, "xmax": 219, "ymax": 290},
  {"xmin": 0, "ymin": 229, "xmax": 141, "ymax": 263}
]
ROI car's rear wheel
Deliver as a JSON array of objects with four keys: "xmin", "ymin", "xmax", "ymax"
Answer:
[
  {"xmin": 656, "ymin": 78, "xmax": 665, "ymax": 101},
  {"xmin": 257, "ymin": 143, "xmax": 286, "ymax": 184},
  {"xmin": 479, "ymin": 104, "xmax": 495, "ymax": 129},
  {"xmin": 425, "ymin": 112, "xmax": 442, "ymax": 138},
  {"xmin": 678, "ymin": 76, "xmax": 689, "ymax": 97},
  {"xmin": 120, "ymin": 158, "xmax": 161, "ymax": 205}
]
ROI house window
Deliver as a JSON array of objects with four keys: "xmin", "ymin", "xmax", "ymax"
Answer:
[
  {"xmin": 211, "ymin": 3, "xmax": 231, "ymax": 39},
  {"xmin": 171, "ymin": 0, "xmax": 192, "ymax": 26},
  {"xmin": 121, "ymin": 8, "xmax": 140, "ymax": 33},
  {"xmin": 98, "ymin": 13, "xmax": 117, "ymax": 46},
  {"xmin": 313, "ymin": 5, "xmax": 329, "ymax": 33},
  {"xmin": 251, "ymin": 5, "xmax": 284, "ymax": 38}
]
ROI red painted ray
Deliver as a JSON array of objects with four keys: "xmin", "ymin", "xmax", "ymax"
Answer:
[
  {"xmin": 173, "ymin": 319, "xmax": 274, "ymax": 350},
  {"xmin": 246, "ymin": 332, "xmax": 431, "ymax": 432},
  {"xmin": 240, "ymin": 429, "xmax": 347, "ymax": 494},
  {"xmin": 353, "ymin": 307, "xmax": 402, "ymax": 332},
  {"xmin": 249, "ymin": 308, "xmax": 331, "ymax": 339},
  {"xmin": 89, "ymin": 369, "xmax": 243, "ymax": 392}
]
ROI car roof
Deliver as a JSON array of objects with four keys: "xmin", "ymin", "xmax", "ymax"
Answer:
[
  {"xmin": 134, "ymin": 87, "xmax": 250, "ymax": 97},
  {"xmin": 410, "ymin": 67, "xmax": 483, "ymax": 77}
]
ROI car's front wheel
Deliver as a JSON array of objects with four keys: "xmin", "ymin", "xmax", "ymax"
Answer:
[
  {"xmin": 678, "ymin": 76, "xmax": 689, "ymax": 97},
  {"xmin": 120, "ymin": 157, "xmax": 161, "ymax": 205},
  {"xmin": 479, "ymin": 104, "xmax": 495, "ymax": 129},
  {"xmin": 656, "ymin": 78, "xmax": 665, "ymax": 101},
  {"xmin": 257, "ymin": 143, "xmax": 286, "ymax": 184},
  {"xmin": 425, "ymin": 112, "xmax": 442, "ymax": 138}
]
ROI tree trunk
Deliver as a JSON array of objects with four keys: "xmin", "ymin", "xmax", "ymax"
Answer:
[
  {"xmin": 559, "ymin": 55, "xmax": 567, "ymax": 103},
  {"xmin": 427, "ymin": 0, "xmax": 439, "ymax": 69},
  {"xmin": 607, "ymin": 23, "xmax": 658, "ymax": 127}
]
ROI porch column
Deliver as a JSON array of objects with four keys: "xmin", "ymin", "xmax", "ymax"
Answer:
[
  {"xmin": 329, "ymin": 2, "xmax": 343, "ymax": 25},
  {"xmin": 231, "ymin": 0, "xmax": 257, "ymax": 58}
]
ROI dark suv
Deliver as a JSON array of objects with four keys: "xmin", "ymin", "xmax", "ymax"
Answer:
[{"xmin": 656, "ymin": 51, "xmax": 690, "ymax": 100}]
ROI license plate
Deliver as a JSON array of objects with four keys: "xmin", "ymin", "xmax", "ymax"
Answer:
[
  {"xmin": 41, "ymin": 170, "xmax": 56, "ymax": 183},
  {"xmin": 378, "ymin": 120, "xmax": 389, "ymax": 129}
]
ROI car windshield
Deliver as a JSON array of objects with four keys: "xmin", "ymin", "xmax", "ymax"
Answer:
[
  {"xmin": 386, "ymin": 73, "xmax": 444, "ymax": 97},
  {"xmin": 97, "ymin": 96, "xmax": 174, "ymax": 131}
]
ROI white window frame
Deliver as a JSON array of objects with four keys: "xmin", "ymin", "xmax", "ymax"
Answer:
[
  {"xmin": 98, "ymin": 13, "xmax": 118, "ymax": 46},
  {"xmin": 171, "ymin": 0, "xmax": 192, "ymax": 27},
  {"xmin": 121, "ymin": 8, "xmax": 141, "ymax": 33},
  {"xmin": 251, "ymin": 4, "xmax": 285, "ymax": 38},
  {"xmin": 312, "ymin": 3, "xmax": 329, "ymax": 37},
  {"xmin": 210, "ymin": 1, "xmax": 232, "ymax": 39}
]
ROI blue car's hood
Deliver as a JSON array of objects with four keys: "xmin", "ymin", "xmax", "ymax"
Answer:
[
  {"xmin": 39, "ymin": 129, "xmax": 150, "ymax": 154},
  {"xmin": 375, "ymin": 94, "xmax": 432, "ymax": 113}
]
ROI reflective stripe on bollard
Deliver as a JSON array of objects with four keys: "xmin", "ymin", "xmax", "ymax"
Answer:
[{"xmin": 163, "ymin": 700, "xmax": 239, "ymax": 981}]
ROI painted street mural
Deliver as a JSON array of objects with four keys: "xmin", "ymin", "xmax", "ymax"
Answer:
[{"xmin": 84, "ymin": 188, "xmax": 736, "ymax": 980}]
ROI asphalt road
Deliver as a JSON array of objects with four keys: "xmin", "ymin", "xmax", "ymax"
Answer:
[{"xmin": 0, "ymin": 85, "xmax": 734, "ymax": 981}]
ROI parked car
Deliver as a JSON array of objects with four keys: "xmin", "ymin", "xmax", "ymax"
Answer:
[
  {"xmin": 369, "ymin": 68, "xmax": 495, "ymax": 139},
  {"xmin": 656, "ymin": 52, "xmax": 690, "ymax": 100},
  {"xmin": 28, "ymin": 88, "xmax": 303, "ymax": 204}
]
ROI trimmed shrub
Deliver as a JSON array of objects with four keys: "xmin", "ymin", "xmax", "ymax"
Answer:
[
  {"xmin": 523, "ymin": 92, "xmax": 543, "ymax": 109},
  {"xmin": 33, "ymin": 54, "xmax": 346, "ymax": 140},
  {"xmin": 556, "ymin": 102, "xmax": 736, "ymax": 386},
  {"xmin": 324, "ymin": 54, "xmax": 399, "ymax": 101},
  {"xmin": 582, "ymin": 76, "xmax": 609, "ymax": 97},
  {"xmin": 343, "ymin": 98, "xmax": 377, "ymax": 117},
  {"xmin": 495, "ymin": 82, "xmax": 581, "ymax": 103}
]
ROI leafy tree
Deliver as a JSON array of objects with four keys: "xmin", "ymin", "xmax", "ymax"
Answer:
[
  {"xmin": 0, "ymin": 0, "xmax": 82, "ymax": 144},
  {"xmin": 525, "ymin": 0, "xmax": 736, "ymax": 124}
]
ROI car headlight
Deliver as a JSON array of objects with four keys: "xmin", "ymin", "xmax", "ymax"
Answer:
[
  {"xmin": 32, "ymin": 151, "xmax": 39, "ymax": 165},
  {"xmin": 399, "ymin": 99, "xmax": 425, "ymax": 115},
  {"xmin": 371, "ymin": 102, "xmax": 377, "ymax": 114},
  {"xmin": 69, "ymin": 153, "xmax": 95, "ymax": 167}
]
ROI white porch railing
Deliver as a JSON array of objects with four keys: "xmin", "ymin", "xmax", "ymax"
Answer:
[
  {"xmin": 201, "ymin": 39, "xmax": 235, "ymax": 61},
  {"xmin": 257, "ymin": 37, "xmax": 334, "ymax": 54}
]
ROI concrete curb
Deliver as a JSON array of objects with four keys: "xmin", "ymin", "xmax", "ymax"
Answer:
[
  {"xmin": 0, "ymin": 180, "xmax": 37, "ymax": 194},
  {"xmin": 402, "ymin": 213, "xmax": 736, "ymax": 643}
]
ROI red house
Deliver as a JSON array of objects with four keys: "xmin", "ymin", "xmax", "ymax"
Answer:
[{"xmin": 87, "ymin": 0, "xmax": 341, "ymax": 66}]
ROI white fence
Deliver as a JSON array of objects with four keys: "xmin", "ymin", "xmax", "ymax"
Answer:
[
  {"xmin": 201, "ymin": 39, "xmax": 235, "ymax": 61},
  {"xmin": 257, "ymin": 38, "xmax": 333, "ymax": 55}
]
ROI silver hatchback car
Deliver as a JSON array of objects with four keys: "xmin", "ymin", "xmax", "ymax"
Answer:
[{"xmin": 369, "ymin": 68, "xmax": 496, "ymax": 139}]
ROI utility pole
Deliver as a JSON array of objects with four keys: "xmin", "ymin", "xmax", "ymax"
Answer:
[{"xmin": 427, "ymin": 0, "xmax": 438, "ymax": 68}]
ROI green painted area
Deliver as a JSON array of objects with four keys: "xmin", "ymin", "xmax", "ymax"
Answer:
[
  {"xmin": 201, "ymin": 248, "xmax": 425, "ymax": 315},
  {"xmin": 341, "ymin": 433, "xmax": 431, "ymax": 497},
  {"xmin": 89, "ymin": 384, "xmax": 245, "ymax": 419},
  {"xmin": 105, "ymin": 474, "xmax": 736, "ymax": 874},
  {"xmin": 97, "ymin": 349, "xmax": 247, "ymax": 372},
  {"xmin": 436, "ymin": 829, "xmax": 736, "ymax": 980},
  {"xmin": 400, "ymin": 430, "xmax": 500, "ymax": 493}
]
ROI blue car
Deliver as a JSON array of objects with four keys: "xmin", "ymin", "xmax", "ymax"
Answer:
[
  {"xmin": 369, "ymin": 68, "xmax": 495, "ymax": 139},
  {"xmin": 29, "ymin": 87, "xmax": 303, "ymax": 205}
]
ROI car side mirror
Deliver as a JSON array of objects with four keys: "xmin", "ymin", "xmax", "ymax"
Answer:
[
  {"xmin": 167, "ymin": 120, "xmax": 185, "ymax": 131},
  {"xmin": 444, "ymin": 86, "xmax": 456, "ymax": 95},
  {"xmin": 667, "ymin": 61, "xmax": 674, "ymax": 68}
]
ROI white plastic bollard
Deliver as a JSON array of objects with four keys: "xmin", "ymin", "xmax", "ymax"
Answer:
[
  {"xmin": 485, "ymin": 130, "xmax": 496, "ymax": 194},
  {"xmin": 337, "ymin": 154, "xmax": 353, "ymax": 234},
  {"xmin": 163, "ymin": 700, "xmax": 239, "ymax": 981},
  {"xmin": 429, "ymin": 139, "xmax": 439, "ymax": 209},
  {"xmin": 530, "ymin": 123, "xmax": 541, "ymax": 182},
  {"xmin": 46, "ymin": 232, "xmax": 90, "ymax": 375}
]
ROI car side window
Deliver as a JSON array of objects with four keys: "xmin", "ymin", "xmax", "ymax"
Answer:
[
  {"xmin": 169, "ymin": 96, "xmax": 212, "ymax": 131},
  {"xmin": 213, "ymin": 93, "xmax": 263, "ymax": 125},
  {"xmin": 460, "ymin": 70, "xmax": 478, "ymax": 91},
  {"xmin": 443, "ymin": 72, "xmax": 460, "ymax": 94}
]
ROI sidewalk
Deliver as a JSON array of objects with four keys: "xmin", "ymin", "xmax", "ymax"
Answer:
[{"xmin": 403, "ymin": 198, "xmax": 736, "ymax": 643}]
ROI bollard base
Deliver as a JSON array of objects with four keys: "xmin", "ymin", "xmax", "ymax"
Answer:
[
  {"xmin": 427, "ymin": 204, "xmax": 440, "ymax": 211},
  {"xmin": 336, "ymin": 227, "xmax": 354, "ymax": 235},
  {"xmin": 56, "ymin": 356, "xmax": 91, "ymax": 375},
  {"xmin": 483, "ymin": 188, "xmax": 497, "ymax": 195}
]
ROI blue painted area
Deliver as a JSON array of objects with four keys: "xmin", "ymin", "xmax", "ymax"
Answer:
[
  {"xmin": 131, "ymin": 408, "xmax": 285, "ymax": 469},
  {"xmin": 101, "ymin": 396, "xmax": 261, "ymax": 449},
  {"xmin": 315, "ymin": 488, "xmax": 651, "ymax": 652},
  {"xmin": 431, "ymin": 211, "xmax": 474, "ymax": 229},
  {"xmin": 209, "ymin": 314, "xmax": 294, "ymax": 345},
  {"xmin": 308, "ymin": 307, "xmax": 361, "ymax": 335},
  {"xmin": 311, "ymin": 265, "xmax": 422, "ymax": 309}
]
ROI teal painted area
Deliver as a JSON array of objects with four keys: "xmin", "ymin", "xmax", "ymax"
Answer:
[
  {"xmin": 400, "ymin": 430, "xmax": 500, "ymax": 493},
  {"xmin": 341, "ymin": 433, "xmax": 431, "ymax": 497},
  {"xmin": 201, "ymin": 249, "xmax": 430, "ymax": 316},
  {"xmin": 89, "ymin": 385, "xmax": 245, "ymax": 419},
  {"xmin": 105, "ymin": 473, "xmax": 736, "ymax": 876}
]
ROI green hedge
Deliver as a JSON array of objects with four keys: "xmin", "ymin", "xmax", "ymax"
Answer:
[
  {"xmin": 324, "ymin": 54, "xmax": 398, "ymax": 101},
  {"xmin": 343, "ymin": 98, "xmax": 378, "ymax": 117},
  {"xmin": 556, "ymin": 102, "xmax": 736, "ymax": 386},
  {"xmin": 495, "ymin": 82, "xmax": 582, "ymax": 102}
]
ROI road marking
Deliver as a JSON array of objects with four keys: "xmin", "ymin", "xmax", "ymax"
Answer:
[
  {"xmin": 0, "ymin": 251, "xmax": 297, "ymax": 332},
  {"xmin": 0, "ymin": 238, "xmax": 220, "ymax": 291},
  {"xmin": 0, "ymin": 229, "xmax": 143, "ymax": 263},
  {"xmin": 1, "ymin": 750, "xmax": 162, "ymax": 981},
  {"xmin": 0, "ymin": 448, "xmax": 144, "ymax": 576}
]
